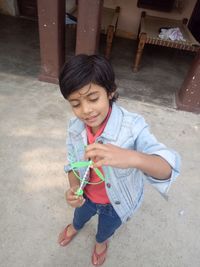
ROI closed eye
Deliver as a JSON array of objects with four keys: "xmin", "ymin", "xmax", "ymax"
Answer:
[
  {"xmin": 89, "ymin": 98, "xmax": 99, "ymax": 102},
  {"xmin": 71, "ymin": 103, "xmax": 80, "ymax": 108}
]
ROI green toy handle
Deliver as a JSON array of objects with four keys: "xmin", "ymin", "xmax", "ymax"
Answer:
[{"xmin": 76, "ymin": 188, "xmax": 84, "ymax": 196}]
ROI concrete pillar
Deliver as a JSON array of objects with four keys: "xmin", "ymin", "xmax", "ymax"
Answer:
[
  {"xmin": 37, "ymin": 0, "xmax": 65, "ymax": 84},
  {"xmin": 176, "ymin": 52, "xmax": 200, "ymax": 113},
  {"xmin": 76, "ymin": 0, "xmax": 103, "ymax": 55}
]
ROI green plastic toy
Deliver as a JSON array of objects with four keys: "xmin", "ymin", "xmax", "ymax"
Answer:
[{"xmin": 69, "ymin": 160, "xmax": 106, "ymax": 196}]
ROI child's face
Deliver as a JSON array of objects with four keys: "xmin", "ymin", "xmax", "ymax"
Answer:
[{"xmin": 68, "ymin": 83, "xmax": 113, "ymax": 134}]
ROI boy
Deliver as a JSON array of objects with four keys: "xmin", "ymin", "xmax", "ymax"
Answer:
[{"xmin": 58, "ymin": 54, "xmax": 180, "ymax": 266}]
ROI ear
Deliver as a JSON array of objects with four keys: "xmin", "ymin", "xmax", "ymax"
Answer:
[{"xmin": 108, "ymin": 92, "xmax": 115, "ymax": 100}]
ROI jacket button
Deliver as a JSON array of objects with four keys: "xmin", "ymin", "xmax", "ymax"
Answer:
[
  {"xmin": 106, "ymin": 183, "xmax": 111, "ymax": 188},
  {"xmin": 115, "ymin": 200, "xmax": 121, "ymax": 205}
]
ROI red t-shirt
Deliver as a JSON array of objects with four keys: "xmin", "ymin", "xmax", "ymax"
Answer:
[{"xmin": 84, "ymin": 107, "xmax": 111, "ymax": 204}]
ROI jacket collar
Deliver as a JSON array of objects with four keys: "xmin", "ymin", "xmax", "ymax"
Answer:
[{"xmin": 68, "ymin": 103, "xmax": 123, "ymax": 141}]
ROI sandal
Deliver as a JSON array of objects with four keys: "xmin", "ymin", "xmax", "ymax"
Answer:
[
  {"xmin": 58, "ymin": 224, "xmax": 77, "ymax": 247},
  {"xmin": 92, "ymin": 241, "xmax": 108, "ymax": 266}
]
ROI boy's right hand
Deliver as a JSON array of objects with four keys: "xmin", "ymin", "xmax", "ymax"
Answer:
[{"xmin": 65, "ymin": 186, "xmax": 85, "ymax": 208}]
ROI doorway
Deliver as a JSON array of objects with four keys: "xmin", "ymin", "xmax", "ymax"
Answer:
[
  {"xmin": 17, "ymin": 0, "xmax": 38, "ymax": 18},
  {"xmin": 188, "ymin": 0, "xmax": 200, "ymax": 42}
]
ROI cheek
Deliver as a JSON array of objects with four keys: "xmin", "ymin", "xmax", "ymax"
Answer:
[
  {"xmin": 72, "ymin": 108, "xmax": 81, "ymax": 117},
  {"xmin": 102, "ymin": 100, "xmax": 110, "ymax": 111},
  {"xmin": 98, "ymin": 95, "xmax": 110, "ymax": 108},
  {"xmin": 94, "ymin": 102, "xmax": 109, "ymax": 113}
]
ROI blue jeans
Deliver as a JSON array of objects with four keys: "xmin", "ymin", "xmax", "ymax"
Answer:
[{"xmin": 73, "ymin": 196, "xmax": 122, "ymax": 243}]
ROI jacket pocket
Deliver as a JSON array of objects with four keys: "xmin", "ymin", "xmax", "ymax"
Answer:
[{"xmin": 113, "ymin": 167, "xmax": 133, "ymax": 179}]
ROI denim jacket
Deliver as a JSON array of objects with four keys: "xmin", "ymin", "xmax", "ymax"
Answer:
[{"xmin": 64, "ymin": 103, "xmax": 181, "ymax": 223}]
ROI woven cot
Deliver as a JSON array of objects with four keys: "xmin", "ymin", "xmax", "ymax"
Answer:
[{"xmin": 133, "ymin": 12, "xmax": 200, "ymax": 72}]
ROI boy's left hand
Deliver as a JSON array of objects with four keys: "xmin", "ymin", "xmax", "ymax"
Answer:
[{"xmin": 85, "ymin": 143, "xmax": 134, "ymax": 169}]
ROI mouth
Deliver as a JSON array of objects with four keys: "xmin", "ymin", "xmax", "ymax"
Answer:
[{"xmin": 85, "ymin": 114, "xmax": 99, "ymax": 123}]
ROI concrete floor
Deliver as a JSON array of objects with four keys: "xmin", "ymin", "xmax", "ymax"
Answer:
[{"xmin": 1, "ymin": 14, "xmax": 200, "ymax": 267}]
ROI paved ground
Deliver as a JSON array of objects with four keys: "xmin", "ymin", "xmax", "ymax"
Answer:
[{"xmin": 0, "ymin": 72, "xmax": 200, "ymax": 267}]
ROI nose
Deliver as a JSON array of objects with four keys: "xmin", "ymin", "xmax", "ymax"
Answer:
[{"xmin": 81, "ymin": 102, "xmax": 92, "ymax": 115}]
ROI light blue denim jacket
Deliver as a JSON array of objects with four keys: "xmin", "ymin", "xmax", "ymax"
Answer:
[{"xmin": 65, "ymin": 103, "xmax": 181, "ymax": 223}]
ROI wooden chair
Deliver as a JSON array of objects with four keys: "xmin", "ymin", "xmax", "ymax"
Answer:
[
  {"xmin": 101, "ymin": 6, "xmax": 120, "ymax": 59},
  {"xmin": 66, "ymin": 5, "xmax": 120, "ymax": 59},
  {"xmin": 133, "ymin": 11, "xmax": 200, "ymax": 72}
]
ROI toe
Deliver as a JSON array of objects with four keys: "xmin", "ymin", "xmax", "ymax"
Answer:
[{"xmin": 57, "ymin": 229, "xmax": 66, "ymax": 244}]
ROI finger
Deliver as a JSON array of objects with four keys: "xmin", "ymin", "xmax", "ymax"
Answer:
[
  {"xmin": 92, "ymin": 159, "xmax": 108, "ymax": 168},
  {"xmin": 67, "ymin": 199, "xmax": 78, "ymax": 208},
  {"xmin": 70, "ymin": 197, "xmax": 86, "ymax": 208},
  {"xmin": 86, "ymin": 143, "xmax": 107, "ymax": 151},
  {"xmin": 65, "ymin": 189, "xmax": 77, "ymax": 198},
  {"xmin": 79, "ymin": 198, "xmax": 86, "ymax": 207},
  {"xmin": 70, "ymin": 187, "xmax": 80, "ymax": 193},
  {"xmin": 68, "ymin": 197, "xmax": 84, "ymax": 206},
  {"xmin": 85, "ymin": 149, "xmax": 107, "ymax": 160},
  {"xmin": 67, "ymin": 193, "xmax": 81, "ymax": 201},
  {"xmin": 68, "ymin": 187, "xmax": 80, "ymax": 196}
]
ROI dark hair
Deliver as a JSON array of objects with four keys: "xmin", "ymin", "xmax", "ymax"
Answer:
[{"xmin": 59, "ymin": 54, "xmax": 118, "ymax": 102}]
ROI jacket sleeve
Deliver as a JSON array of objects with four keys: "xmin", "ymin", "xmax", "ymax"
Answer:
[{"xmin": 133, "ymin": 116, "xmax": 181, "ymax": 197}]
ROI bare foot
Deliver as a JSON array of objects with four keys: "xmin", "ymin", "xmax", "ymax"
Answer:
[
  {"xmin": 58, "ymin": 224, "xmax": 77, "ymax": 246},
  {"xmin": 95, "ymin": 242, "xmax": 107, "ymax": 254}
]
